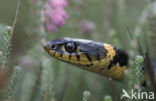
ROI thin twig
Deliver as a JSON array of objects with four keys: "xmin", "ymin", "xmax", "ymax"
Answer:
[
  {"xmin": 109, "ymin": 78, "xmax": 121, "ymax": 101},
  {"xmin": 1, "ymin": 0, "xmax": 21, "ymax": 71},
  {"xmin": 125, "ymin": 26, "xmax": 144, "ymax": 56},
  {"xmin": 10, "ymin": 0, "xmax": 21, "ymax": 39},
  {"xmin": 1, "ymin": 56, "xmax": 7, "ymax": 72},
  {"xmin": 144, "ymin": 52, "xmax": 156, "ymax": 94}
]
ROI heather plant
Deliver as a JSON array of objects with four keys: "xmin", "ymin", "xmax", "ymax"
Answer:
[
  {"xmin": 104, "ymin": 95, "xmax": 112, "ymax": 101},
  {"xmin": 0, "ymin": 25, "xmax": 12, "ymax": 70},
  {"xmin": 7, "ymin": 66, "xmax": 21, "ymax": 100},
  {"xmin": 43, "ymin": 0, "xmax": 68, "ymax": 33},
  {"xmin": 0, "ymin": 0, "xmax": 156, "ymax": 101},
  {"xmin": 82, "ymin": 91, "xmax": 91, "ymax": 101},
  {"xmin": 135, "ymin": 56, "xmax": 144, "ymax": 87}
]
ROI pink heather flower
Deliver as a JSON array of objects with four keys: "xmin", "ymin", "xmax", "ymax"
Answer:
[
  {"xmin": 50, "ymin": 9, "xmax": 68, "ymax": 27},
  {"xmin": 50, "ymin": 0, "xmax": 68, "ymax": 8},
  {"xmin": 43, "ymin": 0, "xmax": 68, "ymax": 33},
  {"xmin": 45, "ymin": 19, "xmax": 57, "ymax": 33}
]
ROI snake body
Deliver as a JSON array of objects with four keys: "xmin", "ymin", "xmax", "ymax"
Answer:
[{"xmin": 44, "ymin": 37, "xmax": 128, "ymax": 80}]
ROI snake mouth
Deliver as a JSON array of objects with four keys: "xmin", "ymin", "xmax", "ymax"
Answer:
[
  {"xmin": 43, "ymin": 42, "xmax": 50, "ymax": 53},
  {"xmin": 43, "ymin": 45, "xmax": 49, "ymax": 52}
]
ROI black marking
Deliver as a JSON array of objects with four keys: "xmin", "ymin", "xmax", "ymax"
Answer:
[
  {"xmin": 69, "ymin": 53, "xmax": 72, "ymax": 60},
  {"xmin": 75, "ymin": 53, "xmax": 80, "ymax": 61},
  {"xmin": 84, "ymin": 53, "xmax": 92, "ymax": 62},
  {"xmin": 60, "ymin": 52, "xmax": 63, "ymax": 57},
  {"xmin": 96, "ymin": 52, "xmax": 100, "ymax": 62},
  {"xmin": 107, "ymin": 47, "xmax": 128, "ymax": 69},
  {"xmin": 86, "ymin": 63, "xmax": 93, "ymax": 67},
  {"xmin": 100, "ymin": 67, "xmax": 105, "ymax": 71},
  {"xmin": 142, "ymin": 81, "xmax": 147, "ymax": 87},
  {"xmin": 102, "ymin": 45, "xmax": 108, "ymax": 58}
]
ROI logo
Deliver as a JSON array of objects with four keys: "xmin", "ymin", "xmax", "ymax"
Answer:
[{"xmin": 121, "ymin": 89, "xmax": 155, "ymax": 100}]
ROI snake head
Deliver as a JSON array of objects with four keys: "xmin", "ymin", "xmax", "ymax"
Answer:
[
  {"xmin": 43, "ymin": 37, "xmax": 128, "ymax": 80},
  {"xmin": 43, "ymin": 37, "xmax": 107, "ymax": 67}
]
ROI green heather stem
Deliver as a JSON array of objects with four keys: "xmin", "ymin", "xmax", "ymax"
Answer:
[
  {"xmin": 146, "ymin": 1, "xmax": 156, "ymax": 57},
  {"xmin": 19, "ymin": 72, "xmax": 36, "ymax": 101},
  {"xmin": 40, "ymin": 58, "xmax": 54, "ymax": 101},
  {"xmin": 0, "ymin": 51, "xmax": 2, "ymax": 57},
  {"xmin": 7, "ymin": 66, "xmax": 21, "ymax": 100},
  {"xmin": 1, "ymin": 26, "xmax": 11, "ymax": 70},
  {"xmin": 26, "ymin": 0, "xmax": 55, "ymax": 100},
  {"xmin": 135, "ymin": 56, "xmax": 144, "ymax": 86}
]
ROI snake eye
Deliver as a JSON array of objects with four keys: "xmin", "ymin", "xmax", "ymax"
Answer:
[
  {"xmin": 51, "ymin": 44, "xmax": 57, "ymax": 49},
  {"xmin": 65, "ymin": 42, "xmax": 77, "ymax": 52}
]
